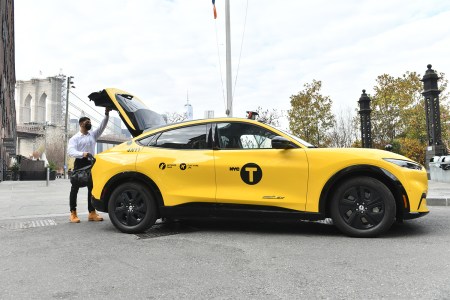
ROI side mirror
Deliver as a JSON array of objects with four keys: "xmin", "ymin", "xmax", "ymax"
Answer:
[{"xmin": 272, "ymin": 136, "xmax": 294, "ymax": 149}]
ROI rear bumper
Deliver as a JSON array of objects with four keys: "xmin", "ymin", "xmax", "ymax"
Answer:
[{"xmin": 91, "ymin": 196, "xmax": 107, "ymax": 213}]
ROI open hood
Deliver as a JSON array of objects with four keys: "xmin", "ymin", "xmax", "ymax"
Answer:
[{"xmin": 88, "ymin": 88, "xmax": 166, "ymax": 137}]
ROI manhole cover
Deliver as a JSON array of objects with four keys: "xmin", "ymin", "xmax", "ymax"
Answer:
[
  {"xmin": 135, "ymin": 221, "xmax": 199, "ymax": 239},
  {"xmin": 1, "ymin": 219, "xmax": 57, "ymax": 230}
]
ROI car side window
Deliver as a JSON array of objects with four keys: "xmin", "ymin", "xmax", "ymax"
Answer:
[
  {"xmin": 140, "ymin": 124, "xmax": 209, "ymax": 149},
  {"xmin": 137, "ymin": 133, "xmax": 160, "ymax": 147},
  {"xmin": 216, "ymin": 122, "xmax": 277, "ymax": 149}
]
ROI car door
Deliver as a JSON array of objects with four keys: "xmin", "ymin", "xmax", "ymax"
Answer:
[
  {"xmin": 213, "ymin": 122, "xmax": 309, "ymax": 211},
  {"xmin": 135, "ymin": 123, "xmax": 216, "ymax": 206}
]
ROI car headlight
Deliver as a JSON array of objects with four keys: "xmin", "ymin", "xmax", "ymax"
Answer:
[{"xmin": 383, "ymin": 158, "xmax": 423, "ymax": 170}]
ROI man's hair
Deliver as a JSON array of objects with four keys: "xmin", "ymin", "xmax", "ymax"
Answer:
[{"xmin": 79, "ymin": 117, "xmax": 90, "ymax": 124}]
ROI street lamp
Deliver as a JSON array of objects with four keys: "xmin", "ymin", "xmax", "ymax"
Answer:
[{"xmin": 63, "ymin": 76, "xmax": 74, "ymax": 179}]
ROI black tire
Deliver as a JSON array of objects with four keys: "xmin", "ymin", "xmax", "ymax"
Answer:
[
  {"xmin": 108, "ymin": 182, "xmax": 157, "ymax": 234},
  {"xmin": 330, "ymin": 177, "xmax": 396, "ymax": 238}
]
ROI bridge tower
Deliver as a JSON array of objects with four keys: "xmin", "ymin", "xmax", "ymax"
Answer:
[{"xmin": 15, "ymin": 76, "xmax": 65, "ymax": 126}]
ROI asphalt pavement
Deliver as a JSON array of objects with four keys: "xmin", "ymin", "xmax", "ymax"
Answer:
[{"xmin": 0, "ymin": 178, "xmax": 448, "ymax": 221}]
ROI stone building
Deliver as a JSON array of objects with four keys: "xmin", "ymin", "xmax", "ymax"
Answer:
[
  {"xmin": 0, "ymin": 0, "xmax": 16, "ymax": 181},
  {"xmin": 15, "ymin": 76, "xmax": 65, "ymax": 126},
  {"xmin": 14, "ymin": 76, "xmax": 65, "ymax": 161}
]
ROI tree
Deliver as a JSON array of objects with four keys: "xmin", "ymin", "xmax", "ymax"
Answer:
[
  {"xmin": 396, "ymin": 137, "xmax": 426, "ymax": 165},
  {"xmin": 328, "ymin": 108, "xmax": 358, "ymax": 148},
  {"xmin": 287, "ymin": 80, "xmax": 335, "ymax": 147},
  {"xmin": 33, "ymin": 126, "xmax": 65, "ymax": 171},
  {"xmin": 164, "ymin": 112, "xmax": 188, "ymax": 124},
  {"xmin": 45, "ymin": 127, "xmax": 65, "ymax": 171},
  {"xmin": 370, "ymin": 71, "xmax": 450, "ymax": 154},
  {"xmin": 255, "ymin": 106, "xmax": 283, "ymax": 127},
  {"xmin": 370, "ymin": 72, "xmax": 423, "ymax": 147}
]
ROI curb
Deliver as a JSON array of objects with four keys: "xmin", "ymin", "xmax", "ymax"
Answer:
[{"xmin": 427, "ymin": 198, "xmax": 450, "ymax": 206}]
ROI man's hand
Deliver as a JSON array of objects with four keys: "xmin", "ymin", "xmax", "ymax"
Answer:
[
  {"xmin": 105, "ymin": 107, "xmax": 112, "ymax": 116},
  {"xmin": 83, "ymin": 152, "xmax": 90, "ymax": 158}
]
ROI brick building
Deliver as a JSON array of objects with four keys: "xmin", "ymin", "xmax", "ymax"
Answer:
[{"xmin": 0, "ymin": 0, "xmax": 17, "ymax": 181}]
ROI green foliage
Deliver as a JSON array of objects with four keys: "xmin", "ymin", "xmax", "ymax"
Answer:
[
  {"xmin": 370, "ymin": 71, "xmax": 450, "ymax": 155},
  {"xmin": 48, "ymin": 161, "xmax": 57, "ymax": 171},
  {"xmin": 351, "ymin": 140, "xmax": 362, "ymax": 148},
  {"xmin": 399, "ymin": 138, "xmax": 427, "ymax": 165},
  {"xmin": 371, "ymin": 72, "xmax": 423, "ymax": 145},
  {"xmin": 385, "ymin": 138, "xmax": 426, "ymax": 165},
  {"xmin": 9, "ymin": 162, "xmax": 19, "ymax": 172},
  {"xmin": 287, "ymin": 80, "xmax": 335, "ymax": 147}
]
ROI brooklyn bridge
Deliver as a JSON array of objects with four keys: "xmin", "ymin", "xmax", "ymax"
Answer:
[
  {"xmin": 16, "ymin": 124, "xmax": 128, "ymax": 145},
  {"xmin": 15, "ymin": 120, "xmax": 129, "ymax": 166}
]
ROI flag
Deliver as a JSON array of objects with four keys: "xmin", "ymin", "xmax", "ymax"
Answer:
[{"xmin": 212, "ymin": 0, "xmax": 217, "ymax": 19}]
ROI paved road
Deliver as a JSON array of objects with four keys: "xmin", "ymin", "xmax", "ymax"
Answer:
[
  {"xmin": 0, "ymin": 179, "xmax": 449, "ymax": 299},
  {"xmin": 0, "ymin": 206, "xmax": 449, "ymax": 299}
]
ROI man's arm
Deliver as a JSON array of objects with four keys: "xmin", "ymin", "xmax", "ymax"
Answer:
[
  {"xmin": 92, "ymin": 108, "xmax": 111, "ymax": 141},
  {"xmin": 67, "ymin": 136, "xmax": 84, "ymax": 158}
]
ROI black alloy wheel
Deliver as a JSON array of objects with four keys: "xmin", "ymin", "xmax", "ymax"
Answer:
[
  {"xmin": 330, "ymin": 176, "xmax": 396, "ymax": 238},
  {"xmin": 108, "ymin": 182, "xmax": 157, "ymax": 233}
]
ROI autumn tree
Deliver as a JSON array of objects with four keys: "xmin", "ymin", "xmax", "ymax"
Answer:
[
  {"xmin": 369, "ymin": 70, "xmax": 450, "ymax": 162},
  {"xmin": 370, "ymin": 72, "xmax": 424, "ymax": 147},
  {"xmin": 287, "ymin": 80, "xmax": 335, "ymax": 147}
]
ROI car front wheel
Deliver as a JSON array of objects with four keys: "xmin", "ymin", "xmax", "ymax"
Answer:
[
  {"xmin": 108, "ymin": 182, "xmax": 157, "ymax": 233},
  {"xmin": 330, "ymin": 177, "xmax": 396, "ymax": 238}
]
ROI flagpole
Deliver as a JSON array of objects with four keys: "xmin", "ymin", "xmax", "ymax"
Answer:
[{"xmin": 225, "ymin": 0, "xmax": 233, "ymax": 117}]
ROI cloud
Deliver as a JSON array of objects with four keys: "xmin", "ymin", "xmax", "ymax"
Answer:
[{"xmin": 15, "ymin": 0, "xmax": 450, "ymax": 123}]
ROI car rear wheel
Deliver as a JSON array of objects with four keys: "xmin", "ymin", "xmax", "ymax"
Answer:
[
  {"xmin": 330, "ymin": 177, "xmax": 396, "ymax": 238},
  {"xmin": 108, "ymin": 182, "xmax": 157, "ymax": 233}
]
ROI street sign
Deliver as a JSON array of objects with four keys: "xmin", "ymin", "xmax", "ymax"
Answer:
[
  {"xmin": 5, "ymin": 146, "xmax": 16, "ymax": 154},
  {"xmin": 2, "ymin": 138, "xmax": 15, "ymax": 147},
  {"xmin": 2, "ymin": 138, "xmax": 16, "ymax": 154}
]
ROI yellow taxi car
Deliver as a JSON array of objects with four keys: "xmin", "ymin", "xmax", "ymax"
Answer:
[{"xmin": 88, "ymin": 88, "xmax": 429, "ymax": 238}]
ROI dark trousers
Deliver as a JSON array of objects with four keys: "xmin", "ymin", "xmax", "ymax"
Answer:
[{"xmin": 69, "ymin": 158, "xmax": 94, "ymax": 212}]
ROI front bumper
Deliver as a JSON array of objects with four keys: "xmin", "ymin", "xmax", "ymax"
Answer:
[{"xmin": 403, "ymin": 211, "xmax": 429, "ymax": 220}]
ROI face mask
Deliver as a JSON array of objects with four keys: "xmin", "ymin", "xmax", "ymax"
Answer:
[{"xmin": 85, "ymin": 124, "xmax": 92, "ymax": 130}]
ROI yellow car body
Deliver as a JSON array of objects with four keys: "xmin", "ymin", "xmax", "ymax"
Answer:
[{"xmin": 89, "ymin": 88, "xmax": 429, "ymax": 237}]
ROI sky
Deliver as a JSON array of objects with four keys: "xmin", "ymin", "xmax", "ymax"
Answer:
[{"xmin": 14, "ymin": 0, "xmax": 450, "ymax": 128}]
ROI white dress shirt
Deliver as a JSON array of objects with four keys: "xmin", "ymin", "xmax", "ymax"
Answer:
[{"xmin": 68, "ymin": 115, "xmax": 109, "ymax": 159}]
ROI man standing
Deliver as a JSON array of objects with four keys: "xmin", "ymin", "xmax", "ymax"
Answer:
[{"xmin": 67, "ymin": 108, "xmax": 111, "ymax": 223}]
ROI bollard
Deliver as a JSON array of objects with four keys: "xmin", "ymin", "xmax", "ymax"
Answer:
[
  {"xmin": 46, "ymin": 167, "xmax": 50, "ymax": 187},
  {"xmin": 429, "ymin": 155, "xmax": 450, "ymax": 183}
]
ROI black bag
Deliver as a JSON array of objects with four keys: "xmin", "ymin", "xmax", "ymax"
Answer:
[{"xmin": 70, "ymin": 155, "xmax": 96, "ymax": 187}]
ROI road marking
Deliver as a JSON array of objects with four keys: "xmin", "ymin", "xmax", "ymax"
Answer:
[{"xmin": 0, "ymin": 219, "xmax": 57, "ymax": 230}]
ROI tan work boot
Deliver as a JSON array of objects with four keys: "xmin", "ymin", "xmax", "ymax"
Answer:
[
  {"xmin": 88, "ymin": 210, "xmax": 104, "ymax": 222},
  {"xmin": 70, "ymin": 210, "xmax": 80, "ymax": 223}
]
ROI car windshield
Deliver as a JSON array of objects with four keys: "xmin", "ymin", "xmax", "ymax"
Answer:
[{"xmin": 277, "ymin": 128, "xmax": 316, "ymax": 148}]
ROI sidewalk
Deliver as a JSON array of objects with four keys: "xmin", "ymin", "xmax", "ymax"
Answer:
[
  {"xmin": 427, "ymin": 180, "xmax": 450, "ymax": 206},
  {"xmin": 0, "ymin": 179, "xmax": 448, "ymax": 221},
  {"xmin": 0, "ymin": 179, "xmax": 84, "ymax": 220}
]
